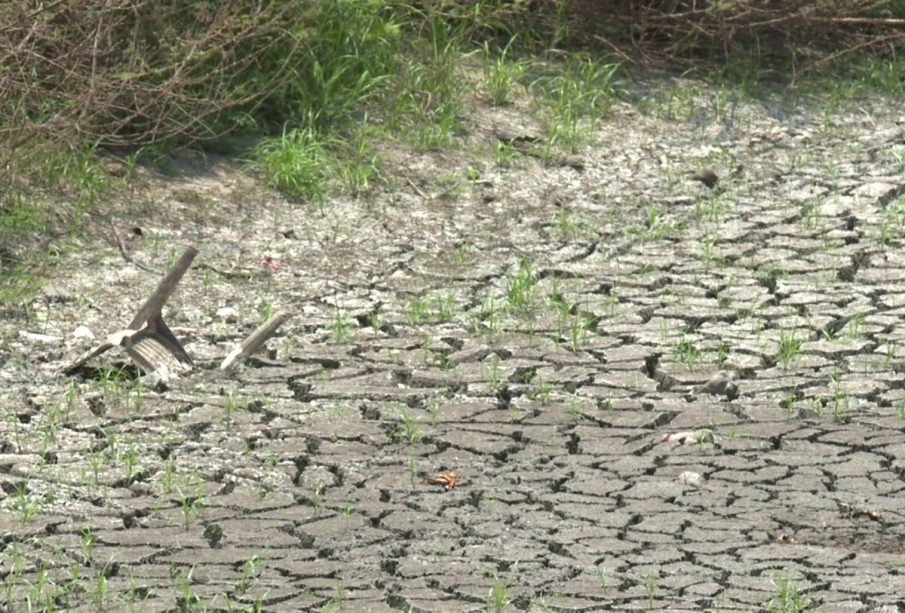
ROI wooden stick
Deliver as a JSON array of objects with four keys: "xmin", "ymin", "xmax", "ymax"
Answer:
[
  {"xmin": 221, "ymin": 311, "xmax": 291, "ymax": 370},
  {"xmin": 128, "ymin": 246, "xmax": 198, "ymax": 329}
]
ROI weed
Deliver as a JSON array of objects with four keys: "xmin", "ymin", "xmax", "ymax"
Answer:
[
  {"xmin": 321, "ymin": 581, "xmax": 349, "ymax": 613},
  {"xmin": 492, "ymin": 140, "xmax": 521, "ymax": 167},
  {"xmin": 122, "ymin": 444, "xmax": 139, "ymax": 482},
  {"xmin": 595, "ymin": 564, "xmax": 609, "ymax": 588},
  {"xmin": 396, "ymin": 17, "xmax": 466, "ymax": 149},
  {"xmin": 252, "ymin": 125, "xmax": 330, "ymax": 203},
  {"xmin": 506, "ymin": 258, "xmax": 538, "ymax": 313},
  {"xmin": 699, "ymin": 234, "xmax": 716, "ymax": 265},
  {"xmin": 224, "ymin": 388, "xmax": 240, "ymax": 422},
  {"xmin": 830, "ymin": 368, "xmax": 850, "ymax": 421},
  {"xmin": 840, "ymin": 311, "xmax": 864, "ymax": 340},
  {"xmin": 396, "ymin": 408, "xmax": 421, "ymax": 444},
  {"xmin": 63, "ymin": 380, "xmax": 79, "ymax": 417},
  {"xmin": 674, "ymin": 335, "xmax": 702, "ymax": 369},
  {"xmin": 635, "ymin": 203, "xmax": 678, "ymax": 240},
  {"xmin": 716, "ymin": 339, "xmax": 729, "ymax": 366},
  {"xmin": 5, "ymin": 482, "xmax": 44, "ymax": 524},
  {"xmin": 880, "ymin": 342, "xmax": 897, "ymax": 370},
  {"xmin": 645, "ymin": 572, "xmax": 657, "ymax": 609},
  {"xmin": 176, "ymin": 473, "xmax": 205, "ymax": 529},
  {"xmin": 694, "ymin": 192, "xmax": 728, "ymax": 222},
  {"xmin": 529, "ymin": 378, "xmax": 553, "ymax": 405},
  {"xmin": 337, "ymin": 127, "xmax": 380, "ymax": 195},
  {"xmin": 482, "ymin": 356, "xmax": 504, "ymax": 391},
  {"xmin": 482, "ymin": 37, "xmax": 530, "ymax": 105},
  {"xmin": 876, "ymin": 196, "xmax": 905, "ymax": 245},
  {"xmin": 428, "ymin": 400, "xmax": 442, "ymax": 425},
  {"xmin": 763, "ymin": 572, "xmax": 811, "ymax": 613},
  {"xmin": 407, "ymin": 291, "xmax": 457, "ymax": 325},
  {"xmin": 783, "ymin": 393, "xmax": 796, "ymax": 417},
  {"xmin": 452, "ymin": 242, "xmax": 473, "ymax": 265},
  {"xmin": 536, "ymin": 55, "xmax": 620, "ymax": 152},
  {"xmin": 433, "ymin": 291, "xmax": 456, "ymax": 322},
  {"xmin": 640, "ymin": 81, "xmax": 699, "ymax": 121},
  {"xmin": 568, "ymin": 314, "xmax": 593, "ymax": 352},
  {"xmin": 552, "ymin": 207, "xmax": 593, "ymax": 239},
  {"xmin": 802, "ymin": 202, "xmax": 822, "ymax": 229},
  {"xmin": 407, "ymin": 455, "xmax": 418, "ymax": 488},
  {"xmin": 488, "ymin": 562, "xmax": 518, "ymax": 613},
  {"xmin": 160, "ymin": 458, "xmax": 177, "ymax": 494},
  {"xmin": 237, "ymin": 555, "xmax": 263, "ymax": 594},
  {"xmin": 92, "ymin": 564, "xmax": 112, "ymax": 609},
  {"xmin": 328, "ymin": 311, "xmax": 353, "ymax": 343},
  {"xmin": 80, "ymin": 527, "xmax": 96, "ymax": 562},
  {"xmin": 474, "ymin": 295, "xmax": 503, "ymax": 341},
  {"xmin": 170, "ymin": 565, "xmax": 201, "ymax": 611},
  {"xmin": 777, "ymin": 328, "xmax": 802, "ymax": 369},
  {"xmin": 258, "ymin": 299, "xmax": 274, "ymax": 324}
]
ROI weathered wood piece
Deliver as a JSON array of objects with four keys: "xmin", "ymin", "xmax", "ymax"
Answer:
[
  {"xmin": 220, "ymin": 310, "xmax": 291, "ymax": 371},
  {"xmin": 63, "ymin": 246, "xmax": 198, "ymax": 375}
]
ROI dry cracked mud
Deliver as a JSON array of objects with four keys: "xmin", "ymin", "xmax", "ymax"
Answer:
[{"xmin": 3, "ymin": 76, "xmax": 905, "ymax": 611}]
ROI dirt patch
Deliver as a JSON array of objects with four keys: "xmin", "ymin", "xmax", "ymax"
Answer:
[{"xmin": 3, "ymin": 78, "xmax": 905, "ymax": 610}]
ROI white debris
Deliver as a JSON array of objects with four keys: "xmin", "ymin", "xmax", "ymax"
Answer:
[
  {"xmin": 663, "ymin": 429, "xmax": 715, "ymax": 444},
  {"xmin": 215, "ymin": 306, "xmax": 239, "ymax": 323},
  {"xmin": 73, "ymin": 326, "xmax": 96, "ymax": 340},
  {"xmin": 678, "ymin": 471, "xmax": 704, "ymax": 486}
]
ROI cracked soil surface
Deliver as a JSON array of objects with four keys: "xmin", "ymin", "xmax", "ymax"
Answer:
[{"xmin": 3, "ymin": 76, "xmax": 905, "ymax": 611}]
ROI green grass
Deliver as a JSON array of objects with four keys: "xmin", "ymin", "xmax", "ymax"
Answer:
[
  {"xmin": 506, "ymin": 258, "xmax": 539, "ymax": 313},
  {"xmin": 482, "ymin": 37, "xmax": 532, "ymax": 105},
  {"xmin": 674, "ymin": 334, "xmax": 703, "ymax": 369},
  {"xmin": 251, "ymin": 126, "xmax": 331, "ymax": 203},
  {"xmin": 777, "ymin": 328, "xmax": 803, "ymax": 369},
  {"xmin": 534, "ymin": 54, "xmax": 620, "ymax": 153},
  {"xmin": 763, "ymin": 572, "xmax": 811, "ymax": 613}
]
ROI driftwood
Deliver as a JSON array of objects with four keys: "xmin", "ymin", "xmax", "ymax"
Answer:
[
  {"xmin": 63, "ymin": 246, "xmax": 197, "ymax": 375},
  {"xmin": 64, "ymin": 244, "xmax": 293, "ymax": 380},
  {"xmin": 220, "ymin": 310, "xmax": 291, "ymax": 370}
]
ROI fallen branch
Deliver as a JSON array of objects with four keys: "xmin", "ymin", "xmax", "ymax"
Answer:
[{"xmin": 221, "ymin": 310, "xmax": 292, "ymax": 371}]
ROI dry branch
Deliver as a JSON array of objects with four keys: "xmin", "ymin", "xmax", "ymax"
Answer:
[{"xmin": 221, "ymin": 311, "xmax": 292, "ymax": 371}]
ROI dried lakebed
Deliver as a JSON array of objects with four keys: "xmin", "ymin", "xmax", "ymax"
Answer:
[{"xmin": 3, "ymin": 80, "xmax": 905, "ymax": 611}]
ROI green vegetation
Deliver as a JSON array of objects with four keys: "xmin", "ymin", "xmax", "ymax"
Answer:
[
  {"xmin": 3, "ymin": 0, "xmax": 904, "ymax": 309},
  {"xmin": 777, "ymin": 328, "xmax": 803, "ymax": 369},
  {"xmin": 764, "ymin": 572, "xmax": 811, "ymax": 613}
]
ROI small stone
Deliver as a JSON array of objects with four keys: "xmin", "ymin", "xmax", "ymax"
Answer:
[
  {"xmin": 693, "ymin": 370, "xmax": 739, "ymax": 400},
  {"xmin": 663, "ymin": 429, "xmax": 715, "ymax": 445},
  {"xmin": 678, "ymin": 471, "xmax": 703, "ymax": 486},
  {"xmin": 42, "ymin": 284, "xmax": 73, "ymax": 303},
  {"xmin": 215, "ymin": 306, "xmax": 239, "ymax": 323},
  {"xmin": 142, "ymin": 366, "xmax": 175, "ymax": 391}
]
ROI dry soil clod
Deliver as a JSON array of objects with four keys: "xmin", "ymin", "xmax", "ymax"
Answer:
[{"xmin": 690, "ymin": 168, "xmax": 719, "ymax": 189}]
